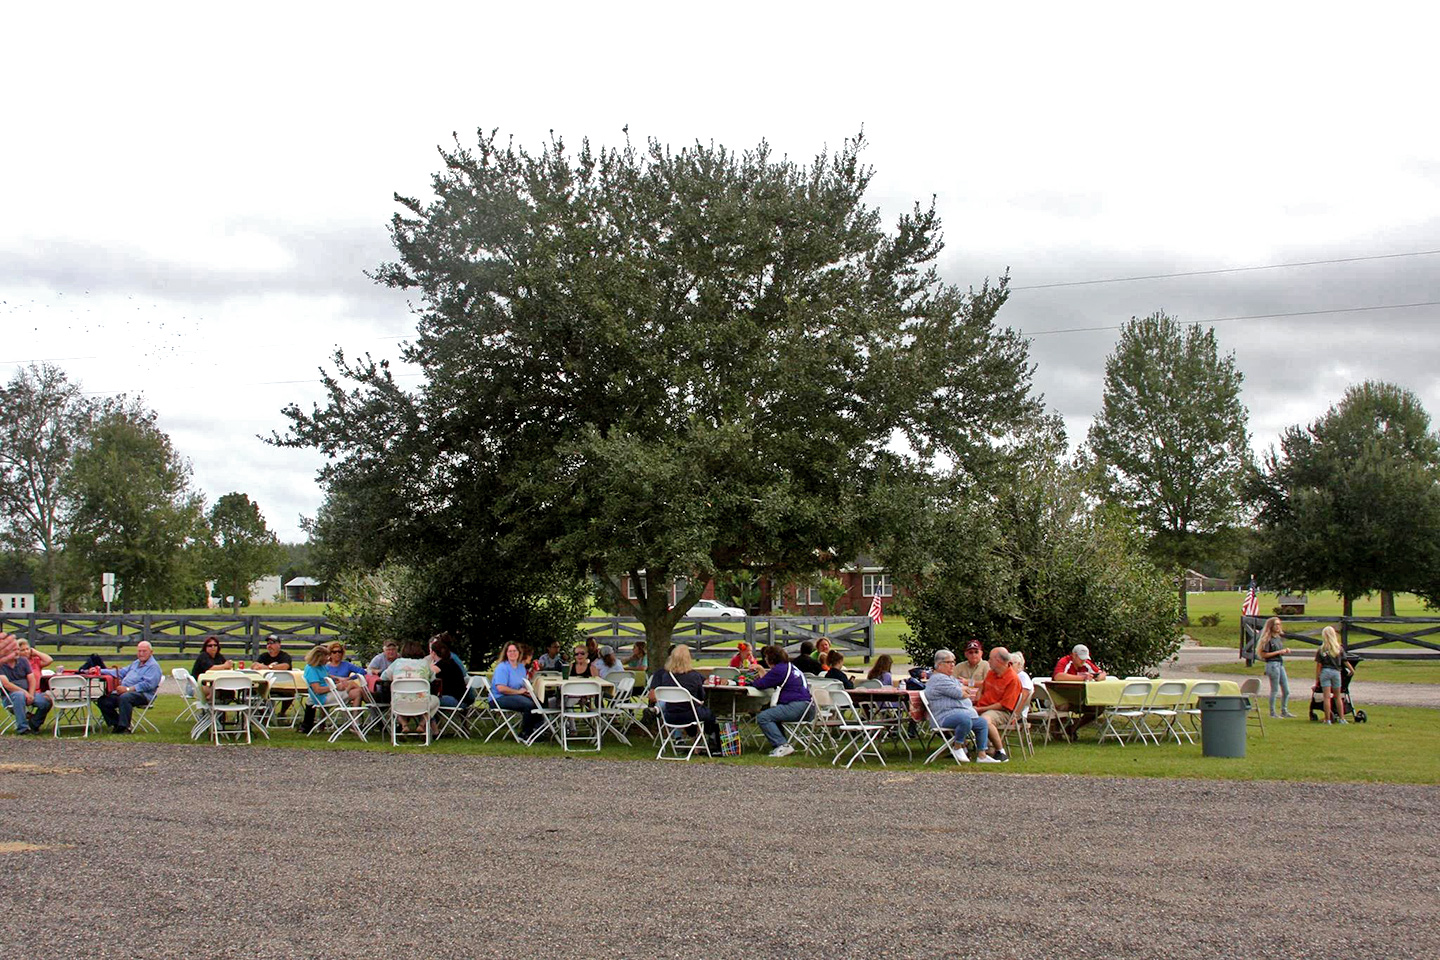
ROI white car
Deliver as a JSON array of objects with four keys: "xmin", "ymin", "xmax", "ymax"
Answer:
[{"xmin": 685, "ymin": 599, "xmax": 746, "ymax": 618}]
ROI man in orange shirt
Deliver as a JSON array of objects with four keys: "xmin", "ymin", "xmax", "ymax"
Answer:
[{"xmin": 973, "ymin": 646, "xmax": 1022, "ymax": 762}]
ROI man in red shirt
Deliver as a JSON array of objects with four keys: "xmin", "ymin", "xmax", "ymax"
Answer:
[
  {"xmin": 1052, "ymin": 644, "xmax": 1107, "ymax": 681},
  {"xmin": 973, "ymin": 646, "xmax": 1021, "ymax": 761}
]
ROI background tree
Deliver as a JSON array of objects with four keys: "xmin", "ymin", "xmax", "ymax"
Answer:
[
  {"xmin": 64, "ymin": 400, "xmax": 207, "ymax": 611},
  {"xmin": 205, "ymin": 492, "xmax": 285, "ymax": 612},
  {"xmin": 1249, "ymin": 381, "xmax": 1440, "ymax": 617},
  {"xmin": 817, "ymin": 576, "xmax": 849, "ymax": 615},
  {"xmin": 277, "ymin": 129, "xmax": 1047, "ymax": 670},
  {"xmin": 0, "ymin": 363, "xmax": 93, "ymax": 610},
  {"xmin": 1086, "ymin": 312, "xmax": 1250, "ymax": 624},
  {"xmin": 901, "ymin": 462, "xmax": 1180, "ymax": 678}
]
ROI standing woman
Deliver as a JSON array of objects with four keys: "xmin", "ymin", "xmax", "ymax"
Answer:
[
  {"xmin": 1256, "ymin": 617, "xmax": 1295, "ymax": 718},
  {"xmin": 1315, "ymin": 626, "xmax": 1351, "ymax": 724}
]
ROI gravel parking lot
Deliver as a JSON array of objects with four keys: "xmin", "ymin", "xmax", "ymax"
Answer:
[{"xmin": 4, "ymin": 739, "xmax": 1438, "ymax": 959}]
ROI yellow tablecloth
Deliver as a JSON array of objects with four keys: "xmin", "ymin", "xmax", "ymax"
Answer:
[
  {"xmin": 531, "ymin": 675, "xmax": 613, "ymax": 703},
  {"xmin": 1045, "ymin": 677, "xmax": 1240, "ymax": 710}
]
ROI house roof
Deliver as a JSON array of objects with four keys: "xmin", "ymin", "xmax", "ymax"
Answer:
[
  {"xmin": 0, "ymin": 572, "xmax": 35, "ymax": 593},
  {"xmin": 284, "ymin": 576, "xmax": 323, "ymax": 587}
]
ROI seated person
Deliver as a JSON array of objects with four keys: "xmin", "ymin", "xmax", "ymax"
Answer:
[
  {"xmin": 622, "ymin": 641, "xmax": 647, "ymax": 671},
  {"xmin": 537, "ymin": 640, "xmax": 565, "ymax": 671},
  {"xmin": 791, "ymin": 641, "xmax": 824, "ymax": 676},
  {"xmin": 366, "ymin": 640, "xmax": 399, "ymax": 676},
  {"xmin": 866, "ymin": 654, "xmax": 895, "ymax": 687},
  {"xmin": 490, "ymin": 642, "xmax": 542, "ymax": 739},
  {"xmin": 973, "ymin": 647, "xmax": 1021, "ymax": 762},
  {"xmin": 924, "ymin": 648, "xmax": 998, "ymax": 763},
  {"xmin": 568, "ymin": 644, "xmax": 598, "ymax": 679},
  {"xmin": 954, "ymin": 639, "xmax": 990, "ymax": 687},
  {"xmin": 729, "ymin": 642, "xmax": 760, "ymax": 671},
  {"xmin": 596, "ymin": 646, "xmax": 629, "ymax": 680},
  {"xmin": 1, "ymin": 633, "xmax": 51, "ymax": 735},
  {"xmin": 96, "ymin": 640, "xmax": 162, "ymax": 734},
  {"xmin": 647, "ymin": 644, "xmax": 719, "ymax": 752},
  {"xmin": 1009, "ymin": 651, "xmax": 1034, "ymax": 694},
  {"xmin": 191, "ymin": 635, "xmax": 233, "ymax": 676},
  {"xmin": 1052, "ymin": 643, "xmax": 1107, "ymax": 681},
  {"xmin": 429, "ymin": 636, "xmax": 467, "ymax": 708},
  {"xmin": 16, "ymin": 639, "xmax": 53, "ymax": 689},
  {"xmin": 823, "ymin": 650, "xmax": 855, "ymax": 689},
  {"xmin": 750, "ymin": 644, "xmax": 814, "ymax": 758},
  {"xmin": 253, "ymin": 634, "xmax": 297, "ymax": 713},
  {"xmin": 317, "ymin": 643, "xmax": 366, "ymax": 706},
  {"xmin": 382, "ymin": 639, "xmax": 440, "ymax": 734}
]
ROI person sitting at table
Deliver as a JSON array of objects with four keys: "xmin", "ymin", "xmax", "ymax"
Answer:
[
  {"xmin": 491, "ymin": 642, "xmax": 542, "ymax": 740},
  {"xmin": 15, "ymin": 639, "xmax": 53, "ymax": 691},
  {"xmin": 924, "ymin": 648, "xmax": 998, "ymax": 763},
  {"xmin": 866, "ymin": 654, "xmax": 895, "ymax": 687},
  {"xmin": 382, "ymin": 639, "xmax": 440, "ymax": 734},
  {"xmin": 95, "ymin": 640, "xmax": 162, "ymax": 734},
  {"xmin": 319, "ymin": 643, "xmax": 366, "ymax": 706},
  {"xmin": 973, "ymin": 646, "xmax": 1020, "ymax": 762},
  {"xmin": 191, "ymin": 635, "xmax": 233, "ymax": 676},
  {"xmin": 568, "ymin": 644, "xmax": 599, "ymax": 679},
  {"xmin": 252, "ymin": 634, "xmax": 297, "ymax": 713},
  {"xmin": 729, "ymin": 641, "xmax": 761, "ymax": 671},
  {"xmin": 302, "ymin": 644, "xmax": 346, "ymax": 725},
  {"xmin": 823, "ymin": 650, "xmax": 855, "ymax": 689},
  {"xmin": 1009, "ymin": 651, "xmax": 1034, "ymax": 694},
  {"xmin": 622, "ymin": 641, "xmax": 647, "ymax": 671},
  {"xmin": 596, "ymin": 646, "xmax": 628, "ymax": 680},
  {"xmin": 367, "ymin": 640, "xmax": 399, "ymax": 676},
  {"xmin": 1052, "ymin": 643, "xmax": 1107, "ymax": 682},
  {"xmin": 1, "ymin": 633, "xmax": 51, "ymax": 735},
  {"xmin": 791, "ymin": 641, "xmax": 824, "ymax": 676},
  {"xmin": 426, "ymin": 635, "xmax": 467, "ymax": 708},
  {"xmin": 751, "ymin": 644, "xmax": 814, "ymax": 758},
  {"xmin": 955, "ymin": 639, "xmax": 990, "ymax": 687},
  {"xmin": 538, "ymin": 640, "xmax": 565, "ymax": 671},
  {"xmin": 647, "ymin": 644, "xmax": 720, "ymax": 753}
]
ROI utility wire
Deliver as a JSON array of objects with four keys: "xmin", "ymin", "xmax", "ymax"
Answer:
[
  {"xmin": 1010, "ymin": 249, "xmax": 1440, "ymax": 291},
  {"xmin": 1025, "ymin": 300, "xmax": 1440, "ymax": 337}
]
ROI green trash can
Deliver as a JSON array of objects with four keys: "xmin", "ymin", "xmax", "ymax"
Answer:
[{"xmin": 1197, "ymin": 695, "xmax": 1247, "ymax": 758}]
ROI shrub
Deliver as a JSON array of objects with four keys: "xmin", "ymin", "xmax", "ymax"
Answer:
[{"xmin": 1199, "ymin": 613, "xmax": 1221, "ymax": 628}]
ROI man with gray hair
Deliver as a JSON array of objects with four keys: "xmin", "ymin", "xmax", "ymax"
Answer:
[
  {"xmin": 96, "ymin": 641, "xmax": 162, "ymax": 734},
  {"xmin": 924, "ymin": 648, "xmax": 999, "ymax": 763},
  {"xmin": 1052, "ymin": 643, "xmax": 1107, "ymax": 681}
]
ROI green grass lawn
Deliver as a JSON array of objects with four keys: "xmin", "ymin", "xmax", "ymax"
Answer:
[
  {"xmin": 1184, "ymin": 590, "xmax": 1440, "ymax": 647},
  {"xmin": 38, "ymin": 692, "xmax": 1439, "ymax": 785},
  {"xmin": 1199, "ymin": 660, "xmax": 1440, "ymax": 684}
]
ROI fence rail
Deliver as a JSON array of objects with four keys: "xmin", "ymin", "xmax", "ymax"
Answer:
[
  {"xmin": 1241, "ymin": 614, "xmax": 1440, "ymax": 662},
  {"xmin": 581, "ymin": 616, "xmax": 875, "ymax": 662},
  {"xmin": 0, "ymin": 613, "xmax": 341, "ymax": 661}
]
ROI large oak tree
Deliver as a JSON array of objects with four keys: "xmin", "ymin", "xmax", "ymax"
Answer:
[{"xmin": 278, "ymin": 130, "xmax": 1047, "ymax": 668}]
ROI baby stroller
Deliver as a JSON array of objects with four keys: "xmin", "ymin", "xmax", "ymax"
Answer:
[{"xmin": 1308, "ymin": 654, "xmax": 1366, "ymax": 723}]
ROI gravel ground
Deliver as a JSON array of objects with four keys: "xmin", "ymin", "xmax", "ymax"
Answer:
[{"xmin": 3, "ymin": 739, "xmax": 1438, "ymax": 960}]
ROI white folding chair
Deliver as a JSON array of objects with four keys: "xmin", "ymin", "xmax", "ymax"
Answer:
[
  {"xmin": 599, "ymin": 673, "xmax": 639, "ymax": 744},
  {"xmin": 210, "ymin": 675, "xmax": 254, "ymax": 745},
  {"xmin": 1144, "ymin": 680, "xmax": 1191, "ymax": 744},
  {"xmin": 654, "ymin": 687, "xmax": 713, "ymax": 761},
  {"xmin": 522, "ymin": 679, "xmax": 561, "ymax": 745},
  {"xmin": 171, "ymin": 668, "xmax": 202, "ymax": 724},
  {"xmin": 261, "ymin": 671, "xmax": 302, "ymax": 729},
  {"xmin": 1097, "ymin": 681, "xmax": 1157, "ymax": 746},
  {"xmin": 559, "ymin": 679, "xmax": 604, "ymax": 752},
  {"xmin": 1240, "ymin": 677, "xmax": 1266, "ymax": 736},
  {"xmin": 435, "ymin": 677, "xmax": 480, "ymax": 739},
  {"xmin": 917, "ymin": 689, "xmax": 968, "ymax": 765},
  {"xmin": 389, "ymin": 677, "xmax": 434, "ymax": 746},
  {"xmin": 996, "ymin": 688, "xmax": 1034, "ymax": 759},
  {"xmin": 127, "ymin": 692, "xmax": 161, "ymax": 734},
  {"xmin": 829, "ymin": 689, "xmax": 886, "ymax": 769},
  {"xmin": 1030, "ymin": 679, "xmax": 1072, "ymax": 744},
  {"xmin": 48, "ymin": 676, "xmax": 92, "ymax": 738},
  {"xmin": 461, "ymin": 675, "xmax": 494, "ymax": 737},
  {"xmin": 1182, "ymin": 681, "xmax": 1221, "ymax": 737},
  {"xmin": 317, "ymin": 677, "xmax": 372, "ymax": 742},
  {"xmin": 710, "ymin": 667, "xmax": 741, "ymax": 681}
]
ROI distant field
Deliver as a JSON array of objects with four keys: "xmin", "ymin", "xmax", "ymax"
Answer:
[{"xmin": 1183, "ymin": 591, "xmax": 1439, "ymax": 648}]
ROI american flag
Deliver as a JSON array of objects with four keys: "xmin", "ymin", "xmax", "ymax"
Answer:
[
  {"xmin": 868, "ymin": 593, "xmax": 884, "ymax": 624},
  {"xmin": 1241, "ymin": 576, "xmax": 1260, "ymax": 618}
]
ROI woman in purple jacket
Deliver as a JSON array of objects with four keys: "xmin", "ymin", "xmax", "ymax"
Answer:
[{"xmin": 750, "ymin": 644, "xmax": 813, "ymax": 758}]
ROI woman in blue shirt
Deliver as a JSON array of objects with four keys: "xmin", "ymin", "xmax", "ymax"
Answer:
[
  {"xmin": 750, "ymin": 644, "xmax": 813, "ymax": 758},
  {"xmin": 491, "ymin": 642, "xmax": 541, "ymax": 740},
  {"xmin": 320, "ymin": 642, "xmax": 366, "ymax": 706}
]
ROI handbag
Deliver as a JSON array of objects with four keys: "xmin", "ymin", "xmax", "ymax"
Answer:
[{"xmin": 720, "ymin": 721, "xmax": 742, "ymax": 756}]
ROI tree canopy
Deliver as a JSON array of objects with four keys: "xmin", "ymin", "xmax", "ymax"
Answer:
[
  {"xmin": 1086, "ymin": 312, "xmax": 1250, "ymax": 624},
  {"xmin": 205, "ymin": 492, "xmax": 284, "ymax": 612},
  {"xmin": 1248, "ymin": 381, "xmax": 1440, "ymax": 614},
  {"xmin": 277, "ymin": 129, "xmax": 1048, "ymax": 667}
]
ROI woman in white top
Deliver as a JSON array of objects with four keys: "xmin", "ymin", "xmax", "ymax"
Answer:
[
  {"xmin": 1009, "ymin": 651, "xmax": 1035, "ymax": 693},
  {"xmin": 381, "ymin": 639, "xmax": 440, "ymax": 733}
]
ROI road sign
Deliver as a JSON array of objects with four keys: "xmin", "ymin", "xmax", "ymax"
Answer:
[
  {"xmin": 101, "ymin": 584, "xmax": 117, "ymax": 603},
  {"xmin": 102, "ymin": 572, "xmax": 116, "ymax": 585}
]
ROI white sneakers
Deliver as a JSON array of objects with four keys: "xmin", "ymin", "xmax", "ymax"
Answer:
[
  {"xmin": 770, "ymin": 743, "xmax": 796, "ymax": 757},
  {"xmin": 950, "ymin": 745, "xmax": 969, "ymax": 763},
  {"xmin": 975, "ymin": 753, "xmax": 1002, "ymax": 764}
]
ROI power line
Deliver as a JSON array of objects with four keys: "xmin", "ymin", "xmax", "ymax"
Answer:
[
  {"xmin": 1010, "ymin": 249, "xmax": 1440, "ymax": 291},
  {"xmin": 1024, "ymin": 300, "xmax": 1440, "ymax": 337}
]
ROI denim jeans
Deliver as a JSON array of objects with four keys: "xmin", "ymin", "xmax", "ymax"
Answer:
[
  {"xmin": 757, "ymin": 698, "xmax": 812, "ymax": 747},
  {"xmin": 97, "ymin": 691, "xmax": 150, "ymax": 730},
  {"xmin": 1264, "ymin": 660, "xmax": 1290, "ymax": 713},
  {"xmin": 936, "ymin": 708, "xmax": 988, "ymax": 754},
  {"xmin": 438, "ymin": 694, "xmax": 460, "ymax": 709},
  {"xmin": 6, "ymin": 690, "xmax": 51, "ymax": 732},
  {"xmin": 492, "ymin": 693, "xmax": 539, "ymax": 734}
]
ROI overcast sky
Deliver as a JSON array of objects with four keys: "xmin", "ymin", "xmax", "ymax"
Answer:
[{"xmin": 4, "ymin": 3, "xmax": 1438, "ymax": 541}]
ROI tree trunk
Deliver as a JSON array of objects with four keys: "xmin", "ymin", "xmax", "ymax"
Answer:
[
  {"xmin": 1176, "ymin": 570, "xmax": 1189, "ymax": 627},
  {"xmin": 1342, "ymin": 594, "xmax": 1353, "ymax": 618},
  {"xmin": 45, "ymin": 548, "xmax": 60, "ymax": 613},
  {"xmin": 1380, "ymin": 589, "xmax": 1396, "ymax": 617}
]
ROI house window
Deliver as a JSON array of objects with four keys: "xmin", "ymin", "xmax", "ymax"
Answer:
[
  {"xmin": 18, "ymin": 596, "xmax": 25, "ymax": 610},
  {"xmin": 670, "ymin": 577, "xmax": 688, "ymax": 606},
  {"xmin": 796, "ymin": 585, "xmax": 820, "ymax": 606},
  {"xmin": 627, "ymin": 577, "xmax": 647, "ymax": 600},
  {"xmin": 863, "ymin": 573, "xmax": 893, "ymax": 597}
]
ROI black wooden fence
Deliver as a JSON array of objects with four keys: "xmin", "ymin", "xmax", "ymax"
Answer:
[
  {"xmin": 1241, "ymin": 614, "xmax": 1440, "ymax": 663},
  {"xmin": 0, "ymin": 613, "xmax": 340, "ymax": 662},
  {"xmin": 581, "ymin": 615, "xmax": 875, "ymax": 662}
]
